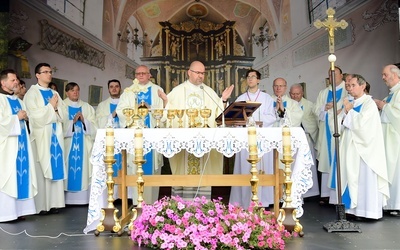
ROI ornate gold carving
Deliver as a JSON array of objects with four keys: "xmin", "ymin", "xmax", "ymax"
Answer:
[{"xmin": 171, "ymin": 18, "xmax": 224, "ymax": 33}]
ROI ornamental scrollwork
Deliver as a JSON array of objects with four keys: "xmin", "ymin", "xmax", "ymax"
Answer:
[{"xmin": 39, "ymin": 19, "xmax": 105, "ymax": 70}]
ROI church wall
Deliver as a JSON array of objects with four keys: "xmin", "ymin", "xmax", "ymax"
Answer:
[
  {"xmin": 8, "ymin": 0, "xmax": 398, "ymax": 105},
  {"xmin": 257, "ymin": 0, "xmax": 398, "ymax": 102},
  {"xmin": 9, "ymin": 0, "xmax": 137, "ymax": 106}
]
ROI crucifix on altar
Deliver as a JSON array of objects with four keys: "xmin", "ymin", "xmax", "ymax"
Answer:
[{"xmin": 314, "ymin": 7, "xmax": 361, "ymax": 233}]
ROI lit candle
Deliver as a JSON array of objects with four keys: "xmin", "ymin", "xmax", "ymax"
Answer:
[
  {"xmin": 105, "ymin": 127, "xmax": 114, "ymax": 156},
  {"xmin": 282, "ymin": 126, "xmax": 291, "ymax": 157},
  {"xmin": 135, "ymin": 128, "xmax": 143, "ymax": 149}
]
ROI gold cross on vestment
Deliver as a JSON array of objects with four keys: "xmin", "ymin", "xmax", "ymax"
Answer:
[{"xmin": 313, "ymin": 8, "xmax": 348, "ymax": 54}]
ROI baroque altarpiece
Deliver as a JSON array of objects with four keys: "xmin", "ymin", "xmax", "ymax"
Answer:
[{"xmin": 141, "ymin": 18, "xmax": 255, "ymax": 97}]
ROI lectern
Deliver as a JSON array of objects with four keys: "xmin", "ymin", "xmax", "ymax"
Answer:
[{"xmin": 215, "ymin": 101, "xmax": 262, "ymax": 127}]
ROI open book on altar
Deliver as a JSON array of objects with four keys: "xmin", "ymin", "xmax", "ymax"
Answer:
[{"xmin": 215, "ymin": 101, "xmax": 262, "ymax": 127}]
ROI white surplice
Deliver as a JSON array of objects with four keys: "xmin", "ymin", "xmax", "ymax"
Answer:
[{"xmin": 229, "ymin": 90, "xmax": 277, "ymax": 208}]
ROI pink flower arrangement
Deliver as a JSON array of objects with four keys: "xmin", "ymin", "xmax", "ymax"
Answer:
[{"xmin": 131, "ymin": 196, "xmax": 296, "ymax": 249}]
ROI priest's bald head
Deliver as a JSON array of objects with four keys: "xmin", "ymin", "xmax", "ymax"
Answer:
[{"xmin": 188, "ymin": 61, "xmax": 206, "ymax": 86}]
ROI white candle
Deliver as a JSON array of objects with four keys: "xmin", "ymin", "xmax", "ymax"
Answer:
[
  {"xmin": 135, "ymin": 128, "xmax": 143, "ymax": 149},
  {"xmin": 282, "ymin": 126, "xmax": 291, "ymax": 157},
  {"xmin": 105, "ymin": 127, "xmax": 114, "ymax": 156},
  {"xmin": 248, "ymin": 126, "xmax": 257, "ymax": 146}
]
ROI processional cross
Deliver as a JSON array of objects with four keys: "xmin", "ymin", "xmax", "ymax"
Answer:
[
  {"xmin": 314, "ymin": 8, "xmax": 361, "ymax": 233},
  {"xmin": 314, "ymin": 8, "xmax": 348, "ymax": 54}
]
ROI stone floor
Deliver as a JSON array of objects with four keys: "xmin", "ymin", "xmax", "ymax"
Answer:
[{"xmin": 1, "ymin": 188, "xmax": 400, "ymax": 250}]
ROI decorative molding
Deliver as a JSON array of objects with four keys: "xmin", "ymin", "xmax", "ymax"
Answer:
[
  {"xmin": 362, "ymin": 0, "xmax": 398, "ymax": 32},
  {"xmin": 170, "ymin": 19, "xmax": 225, "ymax": 33},
  {"xmin": 39, "ymin": 19, "xmax": 106, "ymax": 70},
  {"xmin": 19, "ymin": 0, "xmax": 138, "ymax": 69}
]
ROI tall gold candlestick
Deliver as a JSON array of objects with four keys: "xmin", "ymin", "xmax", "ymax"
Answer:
[
  {"xmin": 95, "ymin": 128, "xmax": 121, "ymax": 236},
  {"xmin": 128, "ymin": 128, "xmax": 147, "ymax": 232},
  {"xmin": 134, "ymin": 128, "xmax": 145, "ymax": 208},
  {"xmin": 277, "ymin": 126, "xmax": 303, "ymax": 236},
  {"xmin": 247, "ymin": 126, "xmax": 260, "ymax": 206}
]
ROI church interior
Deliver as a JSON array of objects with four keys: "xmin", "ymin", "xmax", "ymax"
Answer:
[{"xmin": 1, "ymin": 0, "xmax": 400, "ymax": 249}]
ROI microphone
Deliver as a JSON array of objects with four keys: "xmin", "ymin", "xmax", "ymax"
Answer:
[{"xmin": 200, "ymin": 85, "xmax": 226, "ymax": 128}]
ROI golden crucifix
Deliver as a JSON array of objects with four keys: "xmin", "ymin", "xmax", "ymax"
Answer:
[{"xmin": 314, "ymin": 8, "xmax": 348, "ymax": 54}]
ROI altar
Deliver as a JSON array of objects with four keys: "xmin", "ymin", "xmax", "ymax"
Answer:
[{"xmin": 84, "ymin": 127, "xmax": 313, "ymax": 234}]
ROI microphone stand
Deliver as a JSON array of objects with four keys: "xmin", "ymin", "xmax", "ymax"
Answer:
[{"xmin": 200, "ymin": 85, "xmax": 226, "ymax": 128}]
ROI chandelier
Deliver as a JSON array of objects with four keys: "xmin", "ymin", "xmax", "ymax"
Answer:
[
  {"xmin": 248, "ymin": 0, "xmax": 277, "ymax": 48},
  {"xmin": 248, "ymin": 24, "xmax": 277, "ymax": 47},
  {"xmin": 117, "ymin": 22, "xmax": 152, "ymax": 49}
]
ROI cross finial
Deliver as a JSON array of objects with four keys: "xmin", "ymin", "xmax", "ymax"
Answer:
[{"xmin": 314, "ymin": 8, "xmax": 348, "ymax": 54}]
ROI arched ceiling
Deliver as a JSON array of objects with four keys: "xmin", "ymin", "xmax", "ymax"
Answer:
[{"xmin": 108, "ymin": 0, "xmax": 281, "ymax": 48}]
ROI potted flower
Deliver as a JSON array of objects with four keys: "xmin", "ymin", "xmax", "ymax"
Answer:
[{"xmin": 131, "ymin": 196, "xmax": 296, "ymax": 249}]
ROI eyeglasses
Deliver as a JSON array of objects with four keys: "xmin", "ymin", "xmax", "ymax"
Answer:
[
  {"xmin": 39, "ymin": 71, "xmax": 53, "ymax": 74},
  {"xmin": 190, "ymin": 69, "xmax": 206, "ymax": 76},
  {"xmin": 246, "ymin": 75, "xmax": 258, "ymax": 79},
  {"xmin": 135, "ymin": 72, "xmax": 149, "ymax": 76}
]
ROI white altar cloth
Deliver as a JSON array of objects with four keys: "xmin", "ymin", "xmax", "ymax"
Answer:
[{"xmin": 84, "ymin": 127, "xmax": 313, "ymax": 233}]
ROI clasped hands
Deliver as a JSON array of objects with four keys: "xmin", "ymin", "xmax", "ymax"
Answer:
[{"xmin": 73, "ymin": 111, "xmax": 84, "ymax": 123}]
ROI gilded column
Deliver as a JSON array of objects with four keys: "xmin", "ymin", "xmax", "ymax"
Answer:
[
  {"xmin": 225, "ymin": 28, "xmax": 230, "ymax": 56},
  {"xmin": 180, "ymin": 35, "xmax": 185, "ymax": 61},
  {"xmin": 235, "ymin": 67, "xmax": 239, "ymax": 96},
  {"xmin": 210, "ymin": 69, "xmax": 215, "ymax": 90},
  {"xmin": 225, "ymin": 64, "xmax": 232, "ymax": 88},
  {"xmin": 210, "ymin": 35, "xmax": 214, "ymax": 61},
  {"xmin": 165, "ymin": 29, "xmax": 170, "ymax": 56},
  {"xmin": 165, "ymin": 65, "xmax": 171, "ymax": 93}
]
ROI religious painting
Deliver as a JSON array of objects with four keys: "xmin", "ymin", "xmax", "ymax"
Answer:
[
  {"xmin": 299, "ymin": 82, "xmax": 307, "ymax": 99},
  {"xmin": 88, "ymin": 85, "xmax": 103, "ymax": 106},
  {"xmin": 186, "ymin": 3, "xmax": 208, "ymax": 18},
  {"xmin": 125, "ymin": 65, "xmax": 135, "ymax": 80},
  {"xmin": 325, "ymin": 77, "xmax": 330, "ymax": 87},
  {"xmin": 51, "ymin": 77, "xmax": 68, "ymax": 99}
]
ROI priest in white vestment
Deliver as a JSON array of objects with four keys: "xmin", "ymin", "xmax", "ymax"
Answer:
[
  {"xmin": 116, "ymin": 65, "xmax": 168, "ymax": 205},
  {"xmin": 375, "ymin": 65, "xmax": 400, "ymax": 212},
  {"xmin": 314, "ymin": 66, "xmax": 347, "ymax": 203},
  {"xmin": 229, "ymin": 69, "xmax": 276, "ymax": 208},
  {"xmin": 63, "ymin": 82, "xmax": 97, "ymax": 204},
  {"xmin": 0, "ymin": 69, "xmax": 37, "ymax": 221},
  {"xmin": 165, "ymin": 61, "xmax": 234, "ymax": 200},
  {"xmin": 96, "ymin": 79, "xmax": 121, "ymax": 129},
  {"xmin": 271, "ymin": 78, "xmax": 303, "ymax": 127},
  {"xmin": 96, "ymin": 79, "xmax": 130, "ymax": 200},
  {"xmin": 24, "ymin": 63, "xmax": 66, "ymax": 214},
  {"xmin": 290, "ymin": 83, "xmax": 319, "ymax": 198},
  {"xmin": 340, "ymin": 74, "xmax": 389, "ymax": 220}
]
